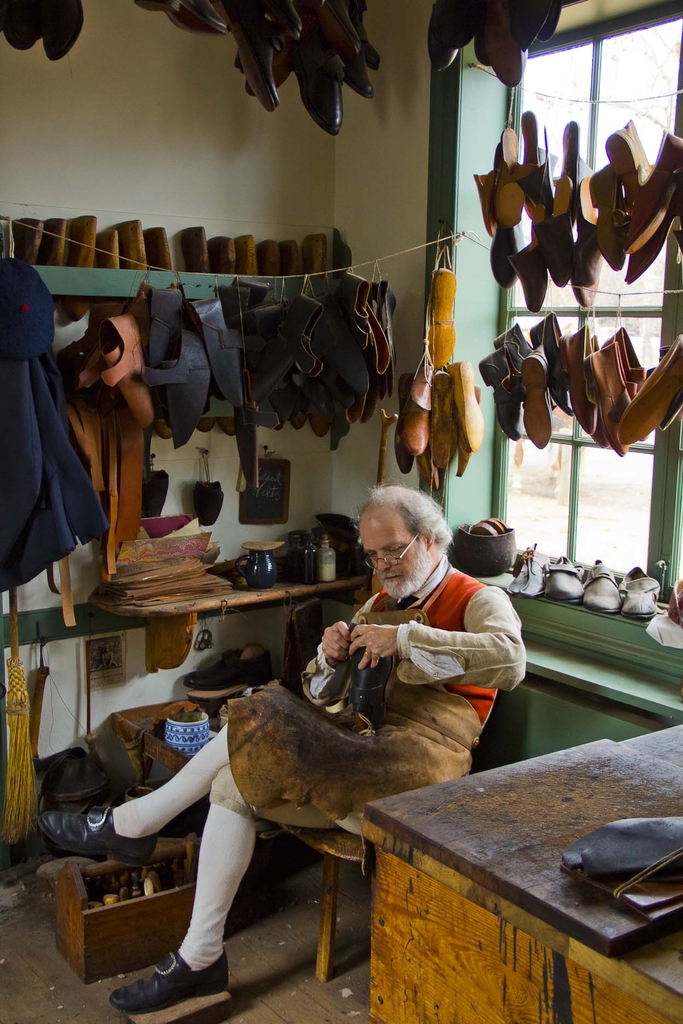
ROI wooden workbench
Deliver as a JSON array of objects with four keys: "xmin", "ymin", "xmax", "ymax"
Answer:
[{"xmin": 363, "ymin": 736, "xmax": 683, "ymax": 1024}]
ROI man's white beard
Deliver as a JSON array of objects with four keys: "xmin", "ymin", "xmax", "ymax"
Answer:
[{"xmin": 377, "ymin": 543, "xmax": 434, "ymax": 599}]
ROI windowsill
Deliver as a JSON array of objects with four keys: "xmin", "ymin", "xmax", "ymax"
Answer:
[{"xmin": 474, "ymin": 572, "xmax": 683, "ymax": 722}]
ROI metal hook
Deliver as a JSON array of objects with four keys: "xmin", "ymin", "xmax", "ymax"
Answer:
[
  {"xmin": 196, "ymin": 447, "xmax": 210, "ymax": 482},
  {"xmin": 39, "ymin": 636, "xmax": 48, "ymax": 671}
]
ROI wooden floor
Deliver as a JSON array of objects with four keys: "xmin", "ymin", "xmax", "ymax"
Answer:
[{"xmin": 0, "ymin": 841, "xmax": 371, "ymax": 1024}]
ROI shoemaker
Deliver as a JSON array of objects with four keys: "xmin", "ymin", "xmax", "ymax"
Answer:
[{"xmin": 39, "ymin": 484, "xmax": 525, "ymax": 1013}]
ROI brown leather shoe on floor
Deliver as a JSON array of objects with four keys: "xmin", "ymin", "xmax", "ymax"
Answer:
[
  {"xmin": 618, "ymin": 335, "xmax": 683, "ymax": 445},
  {"xmin": 63, "ymin": 215, "xmax": 97, "ymax": 322},
  {"xmin": 181, "ymin": 226, "xmax": 209, "ymax": 273}
]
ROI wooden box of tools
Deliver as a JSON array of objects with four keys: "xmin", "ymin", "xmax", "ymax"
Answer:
[{"xmin": 55, "ymin": 836, "xmax": 198, "ymax": 983}]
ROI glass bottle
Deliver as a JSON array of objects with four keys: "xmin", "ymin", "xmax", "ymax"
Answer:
[
  {"xmin": 285, "ymin": 533, "xmax": 304, "ymax": 582},
  {"xmin": 302, "ymin": 533, "xmax": 318, "ymax": 585},
  {"xmin": 316, "ymin": 534, "xmax": 336, "ymax": 582}
]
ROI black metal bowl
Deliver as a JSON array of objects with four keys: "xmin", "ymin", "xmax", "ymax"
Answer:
[{"xmin": 452, "ymin": 524, "xmax": 517, "ymax": 577}]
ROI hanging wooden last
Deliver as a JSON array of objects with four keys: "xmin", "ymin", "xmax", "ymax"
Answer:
[{"xmin": 426, "ymin": 230, "xmax": 457, "ymax": 370}]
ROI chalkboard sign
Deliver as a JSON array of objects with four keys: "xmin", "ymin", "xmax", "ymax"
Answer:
[{"xmin": 238, "ymin": 459, "xmax": 291, "ymax": 525}]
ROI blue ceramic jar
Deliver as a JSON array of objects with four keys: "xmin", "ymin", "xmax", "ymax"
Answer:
[{"xmin": 164, "ymin": 711, "xmax": 210, "ymax": 756}]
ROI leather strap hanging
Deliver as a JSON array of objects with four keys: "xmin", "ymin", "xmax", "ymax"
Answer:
[{"xmin": 47, "ymin": 556, "xmax": 75, "ymax": 627}]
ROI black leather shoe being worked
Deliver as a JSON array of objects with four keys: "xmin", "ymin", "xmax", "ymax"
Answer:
[
  {"xmin": 110, "ymin": 950, "xmax": 228, "ymax": 1013},
  {"xmin": 38, "ymin": 806, "xmax": 157, "ymax": 866},
  {"xmin": 348, "ymin": 644, "xmax": 393, "ymax": 734}
]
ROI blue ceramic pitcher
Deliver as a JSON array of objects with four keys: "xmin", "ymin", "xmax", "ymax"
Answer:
[{"xmin": 235, "ymin": 548, "xmax": 278, "ymax": 589}]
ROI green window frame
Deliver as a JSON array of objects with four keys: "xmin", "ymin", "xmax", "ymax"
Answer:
[
  {"xmin": 497, "ymin": 9, "xmax": 683, "ymax": 591},
  {"xmin": 430, "ymin": 2, "xmax": 683, "ymax": 682}
]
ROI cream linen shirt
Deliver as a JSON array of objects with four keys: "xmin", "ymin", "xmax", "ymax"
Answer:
[{"xmin": 307, "ymin": 555, "xmax": 525, "ymax": 702}]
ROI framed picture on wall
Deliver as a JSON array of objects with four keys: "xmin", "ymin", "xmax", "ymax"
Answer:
[
  {"xmin": 85, "ymin": 632, "xmax": 126, "ymax": 690},
  {"xmin": 239, "ymin": 458, "xmax": 291, "ymax": 525}
]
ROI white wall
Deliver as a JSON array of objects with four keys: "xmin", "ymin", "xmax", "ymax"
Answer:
[
  {"xmin": 332, "ymin": 0, "xmax": 431, "ymax": 509},
  {"xmin": 1, "ymin": 0, "xmax": 435, "ymax": 760}
]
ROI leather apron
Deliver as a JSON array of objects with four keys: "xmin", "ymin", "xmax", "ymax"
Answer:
[{"xmin": 224, "ymin": 570, "xmax": 483, "ymax": 821}]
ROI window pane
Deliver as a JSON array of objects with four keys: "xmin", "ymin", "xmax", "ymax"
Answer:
[
  {"xmin": 574, "ymin": 446, "xmax": 653, "ymax": 571},
  {"xmin": 595, "ymin": 22, "xmax": 681, "ymax": 173},
  {"xmin": 507, "ymin": 438, "xmax": 569, "ymax": 556},
  {"xmin": 594, "ymin": 20, "xmax": 682, "ymax": 308},
  {"xmin": 520, "ymin": 45, "xmax": 593, "ymax": 169},
  {"xmin": 513, "ymin": 46, "xmax": 593, "ymax": 310}
]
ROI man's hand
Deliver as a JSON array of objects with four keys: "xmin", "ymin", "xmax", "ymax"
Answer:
[
  {"xmin": 348, "ymin": 624, "xmax": 399, "ymax": 669},
  {"xmin": 321, "ymin": 621, "xmax": 352, "ymax": 667}
]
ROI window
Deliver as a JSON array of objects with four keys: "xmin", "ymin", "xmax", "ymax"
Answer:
[{"xmin": 497, "ymin": 15, "xmax": 683, "ymax": 591}]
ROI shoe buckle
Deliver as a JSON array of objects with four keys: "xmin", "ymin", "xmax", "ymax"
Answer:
[
  {"xmin": 155, "ymin": 953, "xmax": 178, "ymax": 977},
  {"xmin": 87, "ymin": 808, "xmax": 108, "ymax": 831}
]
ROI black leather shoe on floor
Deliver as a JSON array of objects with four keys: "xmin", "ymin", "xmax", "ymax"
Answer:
[
  {"xmin": 110, "ymin": 950, "xmax": 228, "ymax": 1013},
  {"xmin": 38, "ymin": 806, "xmax": 157, "ymax": 866}
]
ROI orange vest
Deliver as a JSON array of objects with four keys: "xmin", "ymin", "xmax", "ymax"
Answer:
[{"xmin": 373, "ymin": 570, "xmax": 495, "ymax": 726}]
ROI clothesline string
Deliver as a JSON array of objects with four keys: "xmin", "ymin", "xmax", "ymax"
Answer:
[
  {"xmin": 468, "ymin": 62, "xmax": 683, "ymax": 104},
  {"xmin": 1, "ymin": 214, "xmax": 683, "ymax": 299}
]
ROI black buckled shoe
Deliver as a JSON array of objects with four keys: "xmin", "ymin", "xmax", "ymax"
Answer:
[
  {"xmin": 38, "ymin": 806, "xmax": 158, "ymax": 866},
  {"xmin": 110, "ymin": 950, "xmax": 228, "ymax": 1014}
]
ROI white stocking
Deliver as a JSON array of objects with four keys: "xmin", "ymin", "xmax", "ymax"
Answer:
[
  {"xmin": 113, "ymin": 726, "xmax": 232, "ymax": 838},
  {"xmin": 178, "ymin": 802, "xmax": 256, "ymax": 970}
]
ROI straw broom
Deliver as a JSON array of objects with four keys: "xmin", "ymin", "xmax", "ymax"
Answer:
[{"xmin": 2, "ymin": 588, "xmax": 37, "ymax": 843}]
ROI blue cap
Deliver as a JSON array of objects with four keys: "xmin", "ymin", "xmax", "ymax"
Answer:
[{"xmin": 0, "ymin": 258, "xmax": 55, "ymax": 359}]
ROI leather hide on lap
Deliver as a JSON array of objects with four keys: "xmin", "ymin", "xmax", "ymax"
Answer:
[{"xmin": 223, "ymin": 682, "xmax": 477, "ymax": 821}]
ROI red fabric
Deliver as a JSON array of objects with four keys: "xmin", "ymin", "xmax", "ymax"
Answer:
[{"xmin": 373, "ymin": 570, "xmax": 496, "ymax": 725}]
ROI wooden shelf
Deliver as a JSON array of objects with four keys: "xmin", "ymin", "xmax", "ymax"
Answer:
[{"xmin": 89, "ymin": 576, "xmax": 367, "ymax": 619}]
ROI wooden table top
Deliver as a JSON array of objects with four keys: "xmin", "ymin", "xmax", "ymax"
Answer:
[
  {"xmin": 620, "ymin": 725, "xmax": 683, "ymax": 768},
  {"xmin": 364, "ymin": 738, "xmax": 683, "ymax": 957}
]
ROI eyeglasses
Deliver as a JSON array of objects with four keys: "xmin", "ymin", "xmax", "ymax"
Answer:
[{"xmin": 363, "ymin": 534, "xmax": 419, "ymax": 569}]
